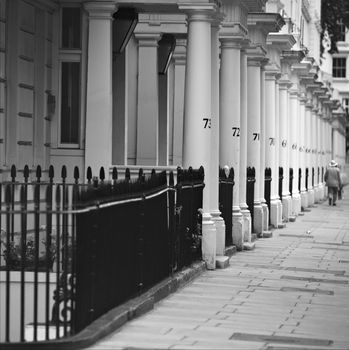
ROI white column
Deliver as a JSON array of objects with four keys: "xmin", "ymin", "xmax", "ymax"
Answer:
[
  {"xmin": 260, "ymin": 67, "xmax": 269, "ymax": 232},
  {"xmin": 135, "ymin": 32, "xmax": 161, "ymax": 165},
  {"xmin": 172, "ymin": 39, "xmax": 186, "ymax": 166},
  {"xmin": 279, "ymin": 79, "xmax": 292, "ymax": 220},
  {"xmin": 239, "ymin": 50, "xmax": 252, "ymax": 243},
  {"xmin": 299, "ymin": 94, "xmax": 308, "ymax": 210},
  {"xmin": 84, "ymin": 2, "xmax": 116, "ymax": 176},
  {"xmin": 219, "ymin": 39, "xmax": 243, "ymax": 250},
  {"xmin": 275, "ymin": 80, "xmax": 284, "ymax": 227},
  {"xmin": 311, "ymin": 104, "xmax": 319, "ymax": 202},
  {"xmin": 289, "ymin": 88, "xmax": 301, "ymax": 216},
  {"xmin": 180, "ymin": 5, "xmax": 217, "ymax": 269},
  {"xmin": 264, "ymin": 69, "xmax": 279, "ymax": 228},
  {"xmin": 210, "ymin": 23, "xmax": 225, "ymax": 256},
  {"xmin": 305, "ymin": 98, "xmax": 314, "ymax": 206},
  {"xmin": 247, "ymin": 57, "xmax": 264, "ymax": 235}
]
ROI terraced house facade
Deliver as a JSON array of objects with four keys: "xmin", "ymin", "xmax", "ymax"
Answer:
[{"xmin": 0, "ymin": 0, "xmax": 348, "ymax": 344}]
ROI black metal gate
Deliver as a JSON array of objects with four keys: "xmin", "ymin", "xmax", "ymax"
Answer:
[
  {"xmin": 264, "ymin": 167, "xmax": 272, "ymax": 223},
  {"xmin": 246, "ymin": 167, "xmax": 256, "ymax": 233},
  {"xmin": 219, "ymin": 167, "xmax": 234, "ymax": 247},
  {"xmin": 279, "ymin": 167, "xmax": 283, "ymax": 200}
]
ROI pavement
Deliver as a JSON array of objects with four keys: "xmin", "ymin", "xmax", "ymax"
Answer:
[{"xmin": 88, "ymin": 188, "xmax": 349, "ymax": 350}]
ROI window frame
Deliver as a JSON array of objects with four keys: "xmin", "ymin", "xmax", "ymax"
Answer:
[
  {"xmin": 332, "ymin": 57, "xmax": 347, "ymax": 78},
  {"xmin": 57, "ymin": 4, "xmax": 84, "ymax": 149}
]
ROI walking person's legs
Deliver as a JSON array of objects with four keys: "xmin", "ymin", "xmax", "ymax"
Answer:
[
  {"xmin": 328, "ymin": 187, "xmax": 333, "ymax": 205},
  {"xmin": 333, "ymin": 187, "xmax": 338, "ymax": 205}
]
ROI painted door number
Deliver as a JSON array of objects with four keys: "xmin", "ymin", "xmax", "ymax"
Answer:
[
  {"xmin": 203, "ymin": 118, "xmax": 211, "ymax": 129},
  {"xmin": 253, "ymin": 133, "xmax": 260, "ymax": 141},
  {"xmin": 232, "ymin": 127, "xmax": 240, "ymax": 136}
]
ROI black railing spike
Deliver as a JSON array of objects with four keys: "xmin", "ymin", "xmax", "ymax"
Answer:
[
  {"xmin": 199, "ymin": 165, "xmax": 204, "ymax": 179},
  {"xmin": 61, "ymin": 165, "xmax": 67, "ymax": 181},
  {"xmin": 99, "ymin": 167, "xmax": 105, "ymax": 181},
  {"xmin": 169, "ymin": 171, "xmax": 174, "ymax": 186},
  {"xmin": 87, "ymin": 166, "xmax": 92, "ymax": 182},
  {"xmin": 151, "ymin": 169, "xmax": 156, "ymax": 177},
  {"xmin": 125, "ymin": 168, "xmax": 130, "ymax": 181},
  {"xmin": 177, "ymin": 166, "xmax": 182, "ymax": 182},
  {"xmin": 11, "ymin": 164, "xmax": 16, "ymax": 181},
  {"xmin": 24, "ymin": 165, "xmax": 29, "ymax": 182},
  {"xmin": 74, "ymin": 166, "xmax": 80, "ymax": 183},
  {"xmin": 49, "ymin": 165, "xmax": 54, "ymax": 182},
  {"xmin": 229, "ymin": 167, "xmax": 234, "ymax": 180},
  {"xmin": 36, "ymin": 165, "xmax": 42, "ymax": 182},
  {"xmin": 138, "ymin": 168, "xmax": 144, "ymax": 180},
  {"xmin": 112, "ymin": 167, "xmax": 118, "ymax": 181}
]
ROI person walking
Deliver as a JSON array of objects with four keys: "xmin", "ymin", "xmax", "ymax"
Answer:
[{"xmin": 324, "ymin": 160, "xmax": 342, "ymax": 206}]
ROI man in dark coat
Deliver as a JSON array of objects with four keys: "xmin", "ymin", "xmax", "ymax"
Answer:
[{"xmin": 324, "ymin": 160, "xmax": 342, "ymax": 206}]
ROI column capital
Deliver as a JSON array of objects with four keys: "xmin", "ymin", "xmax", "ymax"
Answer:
[
  {"xmin": 134, "ymin": 32, "xmax": 162, "ymax": 46},
  {"xmin": 178, "ymin": 3, "xmax": 219, "ymax": 22},
  {"xmin": 278, "ymin": 77, "xmax": 292, "ymax": 89},
  {"xmin": 220, "ymin": 23, "xmax": 248, "ymax": 43},
  {"xmin": 84, "ymin": 2, "xmax": 117, "ymax": 19}
]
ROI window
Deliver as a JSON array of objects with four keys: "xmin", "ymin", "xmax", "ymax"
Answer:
[
  {"xmin": 333, "ymin": 57, "xmax": 346, "ymax": 78},
  {"xmin": 62, "ymin": 7, "xmax": 81, "ymax": 49},
  {"xmin": 59, "ymin": 6, "xmax": 82, "ymax": 147},
  {"xmin": 60, "ymin": 62, "xmax": 80, "ymax": 143}
]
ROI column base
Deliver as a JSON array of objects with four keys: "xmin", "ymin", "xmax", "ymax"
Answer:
[
  {"xmin": 307, "ymin": 188, "xmax": 315, "ymax": 206},
  {"xmin": 314, "ymin": 185, "xmax": 320, "ymax": 203},
  {"xmin": 211, "ymin": 210, "xmax": 225, "ymax": 256},
  {"xmin": 282, "ymin": 194, "xmax": 292, "ymax": 222},
  {"xmin": 270, "ymin": 199, "xmax": 279, "ymax": 228},
  {"xmin": 292, "ymin": 192, "xmax": 301, "ymax": 216},
  {"xmin": 318, "ymin": 183, "xmax": 325, "ymax": 201},
  {"xmin": 301, "ymin": 189, "xmax": 308, "ymax": 211},
  {"xmin": 232, "ymin": 210, "xmax": 244, "ymax": 251},
  {"xmin": 240, "ymin": 206, "xmax": 252, "ymax": 243},
  {"xmin": 253, "ymin": 203, "xmax": 264, "ymax": 235},
  {"xmin": 201, "ymin": 212, "xmax": 217, "ymax": 270},
  {"xmin": 276, "ymin": 199, "xmax": 285, "ymax": 228},
  {"xmin": 261, "ymin": 202, "xmax": 269, "ymax": 231}
]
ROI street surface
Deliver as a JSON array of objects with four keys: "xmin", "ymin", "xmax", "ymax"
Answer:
[{"xmin": 89, "ymin": 189, "xmax": 349, "ymax": 350}]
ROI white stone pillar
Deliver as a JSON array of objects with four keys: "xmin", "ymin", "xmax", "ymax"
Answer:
[
  {"xmin": 247, "ymin": 57, "xmax": 264, "ymax": 235},
  {"xmin": 180, "ymin": 4, "xmax": 217, "ymax": 269},
  {"xmin": 260, "ymin": 67, "xmax": 270, "ymax": 232},
  {"xmin": 84, "ymin": 2, "xmax": 116, "ymax": 176},
  {"xmin": 135, "ymin": 32, "xmax": 161, "ymax": 165},
  {"xmin": 305, "ymin": 98, "xmax": 314, "ymax": 206},
  {"xmin": 289, "ymin": 87, "xmax": 301, "ymax": 216},
  {"xmin": 172, "ymin": 39, "xmax": 186, "ymax": 166},
  {"xmin": 239, "ymin": 49, "xmax": 252, "ymax": 243},
  {"xmin": 210, "ymin": 22, "xmax": 225, "ymax": 256},
  {"xmin": 275, "ymin": 80, "xmax": 284, "ymax": 227},
  {"xmin": 311, "ymin": 104, "xmax": 319, "ymax": 202},
  {"xmin": 219, "ymin": 38, "xmax": 243, "ymax": 250},
  {"xmin": 264, "ymin": 68, "xmax": 279, "ymax": 228},
  {"xmin": 299, "ymin": 94, "xmax": 308, "ymax": 210},
  {"xmin": 279, "ymin": 78, "xmax": 292, "ymax": 220}
]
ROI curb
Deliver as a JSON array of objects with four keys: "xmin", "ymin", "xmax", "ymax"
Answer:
[{"xmin": 2, "ymin": 261, "xmax": 206, "ymax": 350}]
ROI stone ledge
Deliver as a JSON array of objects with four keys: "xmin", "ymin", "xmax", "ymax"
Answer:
[
  {"xmin": 216, "ymin": 255, "xmax": 230, "ymax": 269},
  {"xmin": 289, "ymin": 215, "xmax": 297, "ymax": 222},
  {"xmin": 2, "ymin": 261, "xmax": 206, "ymax": 350},
  {"xmin": 225, "ymin": 245, "xmax": 237, "ymax": 257},
  {"xmin": 278, "ymin": 223, "xmax": 286, "ymax": 229},
  {"xmin": 243, "ymin": 241, "xmax": 256, "ymax": 250},
  {"xmin": 261, "ymin": 230, "xmax": 273, "ymax": 238}
]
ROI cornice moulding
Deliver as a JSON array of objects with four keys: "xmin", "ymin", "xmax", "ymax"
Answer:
[
  {"xmin": 248, "ymin": 12, "xmax": 285, "ymax": 33},
  {"xmin": 266, "ymin": 33, "xmax": 296, "ymax": 51}
]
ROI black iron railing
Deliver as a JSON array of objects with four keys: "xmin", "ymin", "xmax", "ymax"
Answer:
[
  {"xmin": 289, "ymin": 168, "xmax": 293, "ymax": 196},
  {"xmin": 219, "ymin": 167, "xmax": 234, "ymax": 247},
  {"xmin": 0, "ymin": 164, "xmax": 204, "ymax": 344},
  {"xmin": 298, "ymin": 168, "xmax": 302, "ymax": 192},
  {"xmin": 246, "ymin": 167, "xmax": 256, "ymax": 233},
  {"xmin": 264, "ymin": 168, "xmax": 272, "ymax": 223},
  {"xmin": 278, "ymin": 167, "xmax": 283, "ymax": 200},
  {"xmin": 305, "ymin": 167, "xmax": 309, "ymax": 190},
  {"xmin": 312, "ymin": 167, "xmax": 315, "ymax": 187}
]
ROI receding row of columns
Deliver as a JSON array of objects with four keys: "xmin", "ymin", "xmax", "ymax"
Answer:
[{"xmin": 82, "ymin": 3, "xmax": 344, "ymax": 269}]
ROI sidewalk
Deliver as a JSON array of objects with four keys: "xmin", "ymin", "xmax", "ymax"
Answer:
[{"xmin": 88, "ymin": 189, "xmax": 349, "ymax": 350}]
